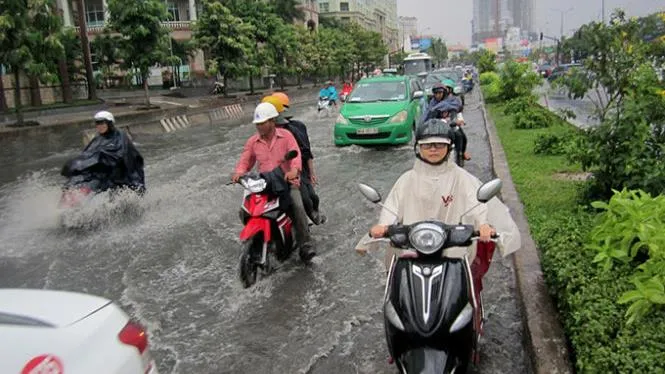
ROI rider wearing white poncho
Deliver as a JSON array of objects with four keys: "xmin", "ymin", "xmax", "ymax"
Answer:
[{"xmin": 356, "ymin": 119, "xmax": 521, "ymax": 287}]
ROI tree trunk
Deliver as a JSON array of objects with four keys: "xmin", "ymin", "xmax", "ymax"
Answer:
[
  {"xmin": 29, "ymin": 76, "xmax": 42, "ymax": 107},
  {"xmin": 75, "ymin": 0, "xmax": 97, "ymax": 100},
  {"xmin": 249, "ymin": 74, "xmax": 255, "ymax": 95},
  {"xmin": 142, "ymin": 73, "xmax": 151, "ymax": 106},
  {"xmin": 297, "ymin": 75, "xmax": 302, "ymax": 88},
  {"xmin": 13, "ymin": 69, "xmax": 24, "ymax": 125},
  {"xmin": 0, "ymin": 68, "xmax": 7, "ymax": 112},
  {"xmin": 223, "ymin": 75, "xmax": 228, "ymax": 97},
  {"xmin": 58, "ymin": 57, "xmax": 73, "ymax": 103}
]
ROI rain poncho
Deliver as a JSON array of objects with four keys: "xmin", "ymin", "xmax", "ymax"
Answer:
[
  {"xmin": 61, "ymin": 128, "xmax": 146, "ymax": 192},
  {"xmin": 318, "ymin": 86, "xmax": 338, "ymax": 100},
  {"xmin": 355, "ymin": 158, "xmax": 521, "ymax": 269},
  {"xmin": 420, "ymin": 98, "xmax": 463, "ymax": 124}
]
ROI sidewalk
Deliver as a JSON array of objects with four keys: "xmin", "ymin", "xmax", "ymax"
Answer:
[{"xmin": 0, "ymin": 84, "xmax": 320, "ymax": 131}]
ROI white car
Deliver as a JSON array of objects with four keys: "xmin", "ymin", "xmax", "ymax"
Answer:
[{"xmin": 0, "ymin": 289, "xmax": 158, "ymax": 374}]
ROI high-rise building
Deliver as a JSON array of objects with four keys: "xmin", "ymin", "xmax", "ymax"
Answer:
[
  {"xmin": 472, "ymin": 0, "xmax": 534, "ymax": 44},
  {"xmin": 318, "ymin": 0, "xmax": 399, "ymax": 52},
  {"xmin": 398, "ymin": 16, "xmax": 418, "ymax": 50}
]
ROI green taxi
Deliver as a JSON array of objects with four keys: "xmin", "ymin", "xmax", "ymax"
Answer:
[{"xmin": 333, "ymin": 75, "xmax": 425, "ymax": 146}]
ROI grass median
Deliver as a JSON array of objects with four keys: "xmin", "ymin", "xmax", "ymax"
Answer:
[{"xmin": 485, "ymin": 98, "xmax": 665, "ymax": 373}]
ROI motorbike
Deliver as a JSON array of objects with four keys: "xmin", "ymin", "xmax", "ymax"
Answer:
[
  {"xmin": 357, "ymin": 178, "xmax": 503, "ymax": 374},
  {"xmin": 59, "ymin": 152, "xmax": 145, "ymax": 228},
  {"xmin": 317, "ymin": 96, "xmax": 334, "ymax": 118},
  {"xmin": 232, "ymin": 150, "xmax": 302, "ymax": 288},
  {"xmin": 59, "ymin": 154, "xmax": 113, "ymax": 211}
]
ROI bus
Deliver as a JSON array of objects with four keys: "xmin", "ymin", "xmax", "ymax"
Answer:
[{"xmin": 402, "ymin": 52, "xmax": 433, "ymax": 76}]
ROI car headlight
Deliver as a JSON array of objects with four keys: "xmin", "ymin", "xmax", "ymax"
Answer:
[
  {"xmin": 408, "ymin": 223, "xmax": 446, "ymax": 255},
  {"xmin": 389, "ymin": 110, "xmax": 408, "ymax": 123},
  {"xmin": 241, "ymin": 178, "xmax": 267, "ymax": 193},
  {"xmin": 335, "ymin": 114, "xmax": 349, "ymax": 125}
]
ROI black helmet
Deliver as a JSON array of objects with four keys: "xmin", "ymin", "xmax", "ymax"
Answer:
[
  {"xmin": 414, "ymin": 119, "xmax": 454, "ymax": 165},
  {"xmin": 416, "ymin": 119, "xmax": 454, "ymax": 144}
]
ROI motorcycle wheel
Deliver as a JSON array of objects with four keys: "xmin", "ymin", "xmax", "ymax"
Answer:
[{"xmin": 239, "ymin": 239, "xmax": 260, "ymax": 288}]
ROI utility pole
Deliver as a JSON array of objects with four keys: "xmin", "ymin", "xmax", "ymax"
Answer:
[
  {"xmin": 601, "ymin": 0, "xmax": 605, "ymax": 24},
  {"xmin": 551, "ymin": 7, "xmax": 574, "ymax": 40},
  {"xmin": 75, "ymin": 0, "xmax": 97, "ymax": 100}
]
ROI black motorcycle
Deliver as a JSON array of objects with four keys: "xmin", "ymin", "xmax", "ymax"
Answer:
[{"xmin": 357, "ymin": 179, "xmax": 502, "ymax": 373}]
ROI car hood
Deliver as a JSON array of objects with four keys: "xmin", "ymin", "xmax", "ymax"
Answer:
[
  {"xmin": 342, "ymin": 101, "xmax": 409, "ymax": 118},
  {"xmin": 0, "ymin": 289, "xmax": 112, "ymax": 327}
]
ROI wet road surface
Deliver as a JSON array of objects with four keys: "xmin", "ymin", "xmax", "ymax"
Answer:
[{"xmin": 0, "ymin": 89, "xmax": 528, "ymax": 373}]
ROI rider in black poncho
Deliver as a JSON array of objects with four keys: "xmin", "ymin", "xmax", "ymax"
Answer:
[{"xmin": 61, "ymin": 111, "xmax": 146, "ymax": 194}]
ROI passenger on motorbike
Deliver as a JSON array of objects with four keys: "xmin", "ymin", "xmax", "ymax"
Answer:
[
  {"xmin": 318, "ymin": 80, "xmax": 338, "ymax": 107},
  {"xmin": 61, "ymin": 110, "xmax": 146, "ymax": 194},
  {"xmin": 441, "ymin": 79, "xmax": 471, "ymax": 161},
  {"xmin": 232, "ymin": 102, "xmax": 316, "ymax": 262},
  {"xmin": 356, "ymin": 119, "xmax": 521, "ymax": 294},
  {"xmin": 262, "ymin": 94, "xmax": 326, "ymax": 225}
]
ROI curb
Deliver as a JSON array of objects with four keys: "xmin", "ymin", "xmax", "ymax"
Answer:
[{"xmin": 478, "ymin": 89, "xmax": 574, "ymax": 374}]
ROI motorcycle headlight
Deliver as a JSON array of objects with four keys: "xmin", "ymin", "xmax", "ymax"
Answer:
[
  {"xmin": 241, "ymin": 178, "xmax": 267, "ymax": 193},
  {"xmin": 335, "ymin": 114, "xmax": 349, "ymax": 125},
  {"xmin": 389, "ymin": 110, "xmax": 408, "ymax": 123},
  {"xmin": 408, "ymin": 223, "xmax": 446, "ymax": 255}
]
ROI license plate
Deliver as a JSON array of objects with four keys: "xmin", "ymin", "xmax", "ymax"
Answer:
[{"xmin": 356, "ymin": 127, "xmax": 378, "ymax": 135}]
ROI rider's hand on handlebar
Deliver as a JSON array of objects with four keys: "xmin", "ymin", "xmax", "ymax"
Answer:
[
  {"xmin": 370, "ymin": 224, "xmax": 388, "ymax": 238},
  {"xmin": 479, "ymin": 223, "xmax": 496, "ymax": 242},
  {"xmin": 231, "ymin": 173, "xmax": 242, "ymax": 183},
  {"xmin": 285, "ymin": 169, "xmax": 298, "ymax": 181}
]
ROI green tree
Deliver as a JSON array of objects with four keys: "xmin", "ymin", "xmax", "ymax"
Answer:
[
  {"xmin": 58, "ymin": 27, "xmax": 83, "ymax": 100},
  {"xmin": 266, "ymin": 19, "xmax": 298, "ymax": 90},
  {"xmin": 0, "ymin": 0, "xmax": 64, "ymax": 124},
  {"xmin": 193, "ymin": 0, "xmax": 253, "ymax": 96},
  {"xmin": 475, "ymin": 49, "xmax": 496, "ymax": 73},
  {"xmin": 106, "ymin": 0, "xmax": 171, "ymax": 106},
  {"xmin": 428, "ymin": 37, "xmax": 448, "ymax": 68},
  {"xmin": 557, "ymin": 10, "xmax": 665, "ymax": 200},
  {"xmin": 91, "ymin": 30, "xmax": 123, "ymax": 88},
  {"xmin": 223, "ymin": 0, "xmax": 276, "ymax": 94},
  {"xmin": 270, "ymin": 0, "xmax": 304, "ymax": 23}
]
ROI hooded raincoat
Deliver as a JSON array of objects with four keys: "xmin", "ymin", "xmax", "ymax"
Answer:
[{"xmin": 355, "ymin": 158, "xmax": 521, "ymax": 270}]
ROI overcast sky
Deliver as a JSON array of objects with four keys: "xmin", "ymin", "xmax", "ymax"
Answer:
[{"xmin": 396, "ymin": 0, "xmax": 664, "ymax": 45}]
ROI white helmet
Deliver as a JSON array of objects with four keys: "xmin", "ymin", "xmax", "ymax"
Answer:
[
  {"xmin": 252, "ymin": 102, "xmax": 279, "ymax": 124},
  {"xmin": 94, "ymin": 110, "xmax": 114, "ymax": 124}
]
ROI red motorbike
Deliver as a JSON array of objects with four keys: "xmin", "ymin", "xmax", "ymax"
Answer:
[{"xmin": 234, "ymin": 150, "xmax": 299, "ymax": 288}]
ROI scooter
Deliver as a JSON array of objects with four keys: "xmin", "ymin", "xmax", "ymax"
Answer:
[
  {"xmin": 357, "ymin": 178, "xmax": 502, "ymax": 373},
  {"xmin": 317, "ymin": 96, "xmax": 334, "ymax": 118},
  {"xmin": 232, "ymin": 150, "xmax": 300, "ymax": 288}
]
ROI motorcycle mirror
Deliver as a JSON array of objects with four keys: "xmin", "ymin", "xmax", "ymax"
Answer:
[
  {"xmin": 477, "ymin": 178, "xmax": 502, "ymax": 203},
  {"xmin": 358, "ymin": 183, "xmax": 382, "ymax": 203},
  {"xmin": 284, "ymin": 150, "xmax": 299, "ymax": 161}
]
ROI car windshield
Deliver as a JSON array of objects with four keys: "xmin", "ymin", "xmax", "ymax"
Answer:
[
  {"xmin": 437, "ymin": 70, "xmax": 461, "ymax": 81},
  {"xmin": 347, "ymin": 81, "xmax": 407, "ymax": 103}
]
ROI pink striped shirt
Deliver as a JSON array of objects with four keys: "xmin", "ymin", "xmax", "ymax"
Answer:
[{"xmin": 235, "ymin": 128, "xmax": 302, "ymax": 185}]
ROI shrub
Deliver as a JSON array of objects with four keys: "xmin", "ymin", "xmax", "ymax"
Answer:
[
  {"xmin": 498, "ymin": 60, "xmax": 541, "ymax": 101},
  {"xmin": 513, "ymin": 106, "xmax": 553, "ymax": 129},
  {"xmin": 587, "ymin": 189, "xmax": 665, "ymax": 324},
  {"xmin": 534, "ymin": 133, "xmax": 568, "ymax": 155},
  {"xmin": 538, "ymin": 211, "xmax": 665, "ymax": 373},
  {"xmin": 479, "ymin": 71, "xmax": 500, "ymax": 86}
]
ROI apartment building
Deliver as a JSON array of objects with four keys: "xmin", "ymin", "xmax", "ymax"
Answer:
[{"xmin": 318, "ymin": 0, "xmax": 399, "ymax": 52}]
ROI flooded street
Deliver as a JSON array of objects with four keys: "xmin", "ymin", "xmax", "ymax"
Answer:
[{"xmin": 0, "ymin": 90, "xmax": 528, "ymax": 373}]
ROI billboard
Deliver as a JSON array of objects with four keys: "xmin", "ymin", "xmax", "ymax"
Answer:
[{"xmin": 410, "ymin": 37, "xmax": 432, "ymax": 52}]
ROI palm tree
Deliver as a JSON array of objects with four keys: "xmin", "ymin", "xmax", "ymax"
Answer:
[{"xmin": 271, "ymin": 0, "xmax": 305, "ymax": 23}]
